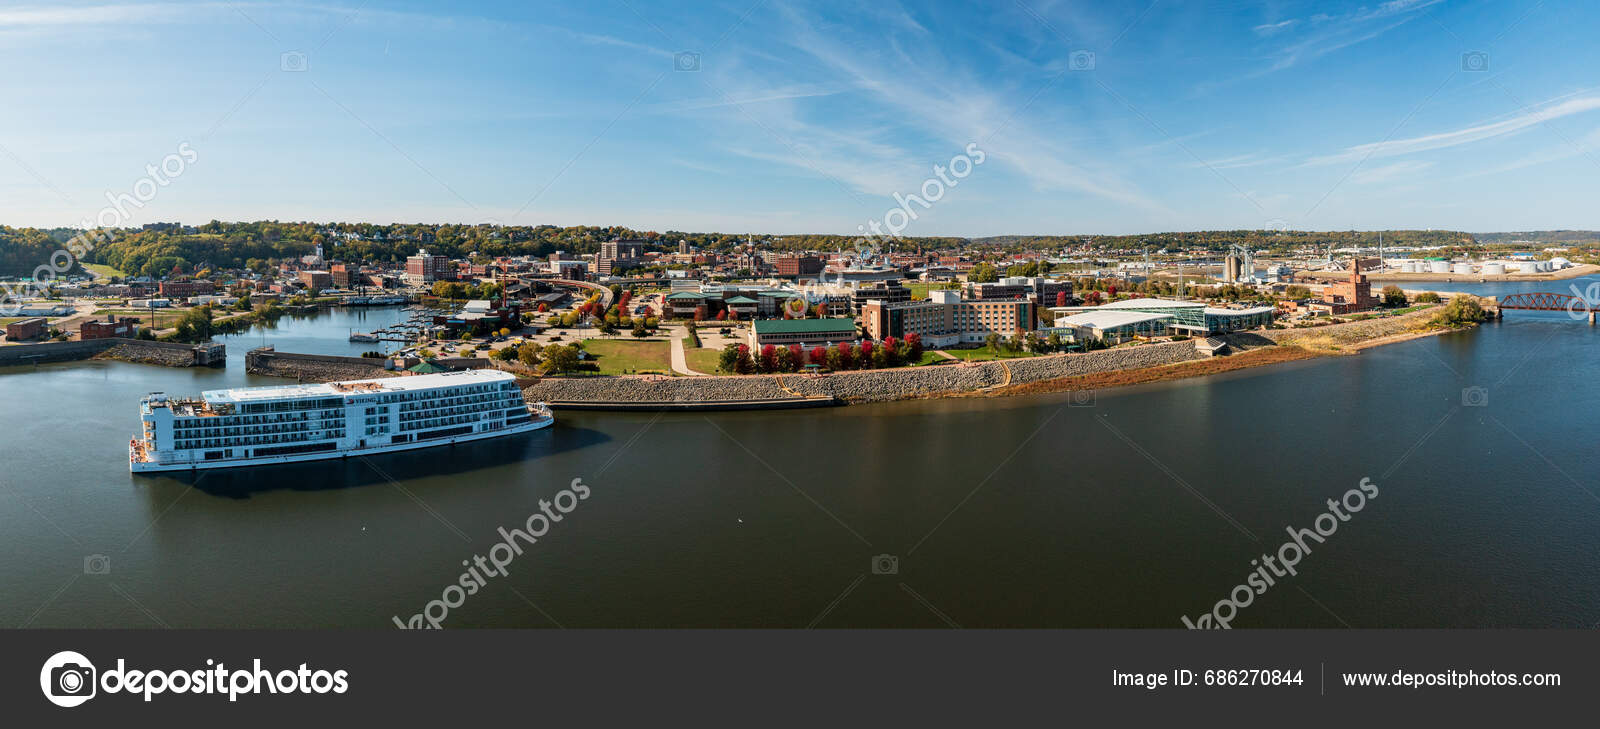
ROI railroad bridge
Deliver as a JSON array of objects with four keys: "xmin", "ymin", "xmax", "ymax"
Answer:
[{"xmin": 1496, "ymin": 292, "xmax": 1597, "ymax": 324}]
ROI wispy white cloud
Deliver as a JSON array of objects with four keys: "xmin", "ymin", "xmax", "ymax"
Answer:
[
  {"xmin": 733, "ymin": 0, "xmax": 1163, "ymax": 212},
  {"xmin": 1350, "ymin": 159, "xmax": 1433, "ymax": 184},
  {"xmin": 646, "ymin": 84, "xmax": 852, "ymax": 114},
  {"xmin": 1230, "ymin": 0, "xmax": 1445, "ymax": 79},
  {"xmin": 1457, "ymin": 126, "xmax": 1600, "ymax": 179},
  {"xmin": 1308, "ymin": 95, "xmax": 1600, "ymax": 165},
  {"xmin": 1194, "ymin": 151, "xmax": 1290, "ymax": 170},
  {"xmin": 1252, "ymin": 19, "xmax": 1298, "ymax": 36},
  {"xmin": 0, "ymin": 2, "xmax": 668, "ymax": 61},
  {"xmin": 0, "ymin": 2, "xmax": 194, "ymax": 27}
]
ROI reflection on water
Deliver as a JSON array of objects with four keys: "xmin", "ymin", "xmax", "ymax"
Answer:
[
  {"xmin": 217, "ymin": 305, "xmax": 418, "ymax": 362},
  {"xmin": 153, "ymin": 427, "xmax": 611, "ymax": 499}
]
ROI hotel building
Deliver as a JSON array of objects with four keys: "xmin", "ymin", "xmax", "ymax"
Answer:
[{"xmin": 859, "ymin": 290, "xmax": 1036, "ymax": 348}]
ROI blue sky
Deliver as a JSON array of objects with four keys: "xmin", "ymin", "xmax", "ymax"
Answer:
[{"xmin": 1, "ymin": 0, "xmax": 1597, "ymax": 236}]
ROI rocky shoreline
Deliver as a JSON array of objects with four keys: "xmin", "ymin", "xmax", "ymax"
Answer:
[{"xmin": 522, "ymin": 339, "xmax": 1207, "ymax": 405}]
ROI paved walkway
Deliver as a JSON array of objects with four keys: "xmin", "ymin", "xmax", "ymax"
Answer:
[{"xmin": 668, "ymin": 326, "xmax": 710, "ymax": 376}]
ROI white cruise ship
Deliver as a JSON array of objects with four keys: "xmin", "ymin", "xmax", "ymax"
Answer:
[{"xmin": 129, "ymin": 370, "xmax": 553, "ymax": 473}]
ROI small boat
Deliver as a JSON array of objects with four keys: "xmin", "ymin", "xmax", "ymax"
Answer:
[{"xmin": 349, "ymin": 331, "xmax": 380, "ymax": 343}]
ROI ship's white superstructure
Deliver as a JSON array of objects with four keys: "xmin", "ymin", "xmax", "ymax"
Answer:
[{"xmin": 129, "ymin": 370, "xmax": 551, "ymax": 472}]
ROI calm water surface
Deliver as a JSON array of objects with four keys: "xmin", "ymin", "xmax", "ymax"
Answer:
[{"xmin": 1, "ymin": 284, "xmax": 1597, "ymax": 628}]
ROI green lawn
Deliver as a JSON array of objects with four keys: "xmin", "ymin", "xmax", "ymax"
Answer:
[
  {"xmin": 940, "ymin": 347, "xmax": 1040, "ymax": 361},
  {"xmin": 907, "ymin": 282, "xmax": 959, "ymax": 300},
  {"xmin": 906, "ymin": 351, "xmax": 950, "ymax": 366},
  {"xmin": 685, "ymin": 346, "xmax": 724, "ymax": 374},
  {"xmin": 80, "ymin": 263, "xmax": 129, "ymax": 279},
  {"xmin": 579, "ymin": 338, "xmax": 673, "ymax": 375}
]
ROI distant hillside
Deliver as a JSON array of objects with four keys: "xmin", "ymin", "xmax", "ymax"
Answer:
[
  {"xmin": 973, "ymin": 229, "xmax": 1476, "ymax": 251},
  {"xmin": 1473, "ymin": 230, "xmax": 1600, "ymax": 246}
]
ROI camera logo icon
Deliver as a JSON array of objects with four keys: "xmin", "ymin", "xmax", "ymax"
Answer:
[
  {"xmin": 674, "ymin": 51, "xmax": 701, "ymax": 72},
  {"xmin": 40, "ymin": 651, "xmax": 97, "ymax": 707},
  {"xmin": 84, "ymin": 554, "xmax": 110, "ymax": 575},
  {"xmin": 281, "ymin": 50, "xmax": 309, "ymax": 72},
  {"xmin": 1461, "ymin": 386, "xmax": 1488, "ymax": 407},
  {"xmin": 1069, "ymin": 389, "xmax": 1096, "ymax": 407},
  {"xmin": 870, "ymin": 554, "xmax": 899, "ymax": 575},
  {"xmin": 1461, "ymin": 51, "xmax": 1489, "ymax": 72},
  {"xmin": 1069, "ymin": 50, "xmax": 1096, "ymax": 71}
]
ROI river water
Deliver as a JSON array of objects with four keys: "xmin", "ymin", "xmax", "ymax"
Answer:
[{"xmin": 2, "ymin": 283, "xmax": 1597, "ymax": 628}]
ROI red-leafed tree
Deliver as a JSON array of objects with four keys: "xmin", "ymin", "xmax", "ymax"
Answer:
[
  {"xmin": 814, "ymin": 303, "xmax": 827, "ymax": 319},
  {"xmin": 787, "ymin": 344, "xmax": 804, "ymax": 371},
  {"xmin": 905, "ymin": 332, "xmax": 923, "ymax": 362},
  {"xmin": 693, "ymin": 305, "xmax": 707, "ymax": 322},
  {"xmin": 715, "ymin": 309, "xmax": 727, "ymax": 320},
  {"xmin": 857, "ymin": 340, "xmax": 874, "ymax": 369},
  {"xmin": 1085, "ymin": 291, "xmax": 1103, "ymax": 305},
  {"xmin": 836, "ymin": 342, "xmax": 854, "ymax": 369},
  {"xmin": 759, "ymin": 344, "xmax": 778, "ymax": 373},
  {"xmin": 1107, "ymin": 284, "xmax": 1117, "ymax": 297},
  {"xmin": 809, "ymin": 346, "xmax": 827, "ymax": 366},
  {"xmin": 1055, "ymin": 291, "xmax": 1068, "ymax": 307}
]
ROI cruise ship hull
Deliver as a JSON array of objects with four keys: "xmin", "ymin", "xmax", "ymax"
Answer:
[{"xmin": 130, "ymin": 415, "xmax": 552, "ymax": 473}]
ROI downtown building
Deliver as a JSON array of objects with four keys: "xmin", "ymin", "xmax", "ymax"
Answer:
[
  {"xmin": 597, "ymin": 239, "xmax": 647, "ymax": 276},
  {"xmin": 404, "ymin": 248, "xmax": 455, "ymax": 285}
]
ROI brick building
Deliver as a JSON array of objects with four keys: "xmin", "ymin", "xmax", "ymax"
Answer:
[
  {"xmin": 775, "ymin": 255, "xmax": 824, "ymax": 277},
  {"xmin": 1321, "ymin": 259, "xmax": 1378, "ymax": 313},
  {"xmin": 79, "ymin": 315, "xmax": 140, "ymax": 340},
  {"xmin": 4, "ymin": 317, "xmax": 47, "ymax": 341},
  {"xmin": 405, "ymin": 248, "xmax": 455, "ymax": 283},
  {"xmin": 329, "ymin": 263, "xmax": 353, "ymax": 288},
  {"xmin": 299, "ymin": 270, "xmax": 334, "ymax": 290}
]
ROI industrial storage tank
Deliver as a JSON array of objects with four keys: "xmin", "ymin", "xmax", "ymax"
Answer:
[
  {"xmin": 1480, "ymin": 262, "xmax": 1506, "ymax": 275},
  {"xmin": 1429, "ymin": 261, "xmax": 1451, "ymax": 273},
  {"xmin": 1452, "ymin": 262, "xmax": 1475, "ymax": 275},
  {"xmin": 1518, "ymin": 262, "xmax": 1541, "ymax": 274}
]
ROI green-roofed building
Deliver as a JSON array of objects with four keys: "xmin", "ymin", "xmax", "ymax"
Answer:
[
  {"xmin": 407, "ymin": 360, "xmax": 449, "ymax": 374},
  {"xmin": 750, "ymin": 317, "xmax": 859, "ymax": 348},
  {"xmin": 723, "ymin": 295, "xmax": 759, "ymax": 318},
  {"xmin": 663, "ymin": 291, "xmax": 710, "ymax": 318}
]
